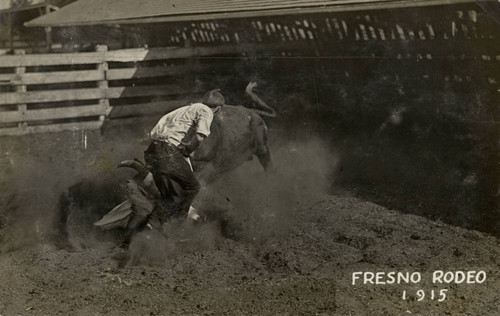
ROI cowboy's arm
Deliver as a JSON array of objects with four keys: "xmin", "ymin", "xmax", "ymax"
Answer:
[
  {"xmin": 178, "ymin": 106, "xmax": 213, "ymax": 157},
  {"xmin": 178, "ymin": 134, "xmax": 206, "ymax": 157}
]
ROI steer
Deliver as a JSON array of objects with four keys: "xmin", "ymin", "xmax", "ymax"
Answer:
[
  {"xmin": 125, "ymin": 81, "xmax": 275, "ymax": 183},
  {"xmin": 56, "ymin": 82, "xmax": 276, "ymax": 248}
]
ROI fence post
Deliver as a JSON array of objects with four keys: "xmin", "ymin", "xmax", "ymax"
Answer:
[
  {"xmin": 15, "ymin": 49, "xmax": 27, "ymax": 130},
  {"xmin": 183, "ymin": 40, "xmax": 200, "ymax": 97},
  {"xmin": 96, "ymin": 45, "xmax": 109, "ymax": 121}
]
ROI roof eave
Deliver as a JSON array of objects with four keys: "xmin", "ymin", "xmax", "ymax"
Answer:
[
  {"xmin": 0, "ymin": 3, "xmax": 49, "ymax": 14},
  {"xmin": 24, "ymin": 0, "xmax": 476, "ymax": 28}
]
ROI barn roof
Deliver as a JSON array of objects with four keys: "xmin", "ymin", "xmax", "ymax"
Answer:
[
  {"xmin": 25, "ymin": 0, "xmax": 474, "ymax": 27},
  {"xmin": 0, "ymin": 0, "xmax": 74, "ymax": 14}
]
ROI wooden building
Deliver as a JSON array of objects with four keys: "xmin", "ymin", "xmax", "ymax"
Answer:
[
  {"xmin": 24, "ymin": 0, "xmax": 499, "ymax": 54},
  {"xmin": 0, "ymin": 0, "xmax": 76, "ymax": 53}
]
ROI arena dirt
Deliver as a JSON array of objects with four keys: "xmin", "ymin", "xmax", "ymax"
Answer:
[{"xmin": 0, "ymin": 119, "xmax": 498, "ymax": 315}]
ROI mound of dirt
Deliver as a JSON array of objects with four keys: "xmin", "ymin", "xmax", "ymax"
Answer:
[
  {"xmin": 0, "ymin": 192, "xmax": 498, "ymax": 315},
  {"xmin": 0, "ymin": 121, "xmax": 498, "ymax": 315}
]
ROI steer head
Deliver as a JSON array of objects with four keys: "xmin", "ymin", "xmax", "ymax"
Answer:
[{"xmin": 118, "ymin": 159, "xmax": 158, "ymax": 197}]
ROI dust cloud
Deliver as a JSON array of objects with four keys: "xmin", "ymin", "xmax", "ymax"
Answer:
[
  {"xmin": 1, "ymin": 112, "xmax": 339, "ymax": 265},
  {"xmin": 194, "ymin": 133, "xmax": 338, "ymax": 241},
  {"xmin": 127, "ymin": 220, "xmax": 220, "ymax": 266},
  {"xmin": 124, "ymin": 133, "xmax": 338, "ymax": 266},
  {"xmin": 0, "ymin": 146, "xmax": 69, "ymax": 252},
  {"xmin": 0, "ymin": 127, "xmax": 148, "ymax": 253}
]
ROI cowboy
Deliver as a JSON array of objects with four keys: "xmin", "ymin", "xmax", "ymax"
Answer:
[{"xmin": 144, "ymin": 90, "xmax": 224, "ymax": 223}]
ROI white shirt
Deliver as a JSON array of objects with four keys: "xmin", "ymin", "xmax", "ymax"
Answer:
[{"xmin": 150, "ymin": 103, "xmax": 213, "ymax": 146}]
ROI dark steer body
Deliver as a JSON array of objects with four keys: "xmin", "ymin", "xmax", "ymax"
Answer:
[{"xmin": 192, "ymin": 104, "xmax": 272, "ymax": 182}]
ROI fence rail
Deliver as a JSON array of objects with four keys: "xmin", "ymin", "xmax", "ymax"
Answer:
[
  {"xmin": 0, "ymin": 44, "xmax": 245, "ymax": 136},
  {"xmin": 0, "ymin": 40, "xmax": 315, "ymax": 136}
]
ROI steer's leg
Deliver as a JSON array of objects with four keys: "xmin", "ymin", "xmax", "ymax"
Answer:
[
  {"xmin": 256, "ymin": 145, "xmax": 272, "ymax": 172},
  {"xmin": 254, "ymin": 121, "xmax": 273, "ymax": 172}
]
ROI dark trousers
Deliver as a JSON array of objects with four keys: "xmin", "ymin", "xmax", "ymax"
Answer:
[{"xmin": 144, "ymin": 140, "xmax": 201, "ymax": 221}]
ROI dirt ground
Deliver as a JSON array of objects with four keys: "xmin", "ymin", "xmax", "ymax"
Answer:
[{"xmin": 0, "ymin": 119, "xmax": 499, "ymax": 315}]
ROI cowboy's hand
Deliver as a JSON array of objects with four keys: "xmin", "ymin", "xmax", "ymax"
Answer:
[{"xmin": 178, "ymin": 143, "xmax": 192, "ymax": 157}]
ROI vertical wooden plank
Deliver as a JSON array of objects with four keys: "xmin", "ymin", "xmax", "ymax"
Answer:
[
  {"xmin": 308, "ymin": 18, "xmax": 323, "ymax": 57},
  {"xmin": 341, "ymin": 19, "xmax": 349, "ymax": 39},
  {"xmin": 45, "ymin": 2, "xmax": 52, "ymax": 51},
  {"xmin": 96, "ymin": 45, "xmax": 109, "ymax": 121},
  {"xmin": 15, "ymin": 50, "xmax": 27, "ymax": 130},
  {"xmin": 183, "ymin": 39, "xmax": 199, "ymax": 96}
]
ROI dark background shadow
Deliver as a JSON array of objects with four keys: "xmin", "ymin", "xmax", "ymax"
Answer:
[{"xmin": 75, "ymin": 2, "xmax": 499, "ymax": 235}]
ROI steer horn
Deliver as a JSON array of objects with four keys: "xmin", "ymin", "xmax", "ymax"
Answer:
[{"xmin": 118, "ymin": 159, "xmax": 149, "ymax": 180}]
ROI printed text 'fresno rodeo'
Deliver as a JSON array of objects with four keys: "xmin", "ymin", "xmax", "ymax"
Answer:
[{"xmin": 352, "ymin": 270, "xmax": 487, "ymax": 285}]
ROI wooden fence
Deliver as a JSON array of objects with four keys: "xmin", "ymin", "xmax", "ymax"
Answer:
[
  {"xmin": 0, "ymin": 40, "xmax": 324, "ymax": 136},
  {"xmin": 0, "ymin": 44, "xmax": 253, "ymax": 136}
]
